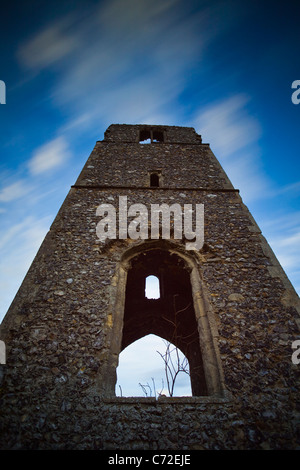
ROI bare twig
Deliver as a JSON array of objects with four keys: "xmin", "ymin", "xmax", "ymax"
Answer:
[
  {"xmin": 139, "ymin": 382, "xmax": 152, "ymax": 397},
  {"xmin": 156, "ymin": 295, "xmax": 192, "ymax": 396},
  {"xmin": 138, "ymin": 295, "xmax": 194, "ymax": 398}
]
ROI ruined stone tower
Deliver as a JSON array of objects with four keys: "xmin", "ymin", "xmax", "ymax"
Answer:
[{"xmin": 0, "ymin": 124, "xmax": 300, "ymax": 450}]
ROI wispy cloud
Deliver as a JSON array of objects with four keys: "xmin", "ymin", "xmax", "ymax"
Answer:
[
  {"xmin": 268, "ymin": 180, "xmax": 300, "ymax": 199},
  {"xmin": 17, "ymin": 15, "xmax": 79, "ymax": 70},
  {"xmin": 28, "ymin": 136, "xmax": 71, "ymax": 175},
  {"xmin": 195, "ymin": 95, "xmax": 261, "ymax": 157},
  {"xmin": 0, "ymin": 134, "xmax": 72, "ymax": 323},
  {"xmin": 0, "ymin": 180, "xmax": 32, "ymax": 202},
  {"xmin": 16, "ymin": 0, "xmax": 231, "ymax": 131},
  {"xmin": 192, "ymin": 95, "xmax": 269, "ymax": 202},
  {"xmin": 0, "ymin": 216, "xmax": 51, "ymax": 321},
  {"xmin": 270, "ymin": 234, "xmax": 300, "ymax": 293},
  {"xmin": 255, "ymin": 208, "xmax": 300, "ymax": 294}
]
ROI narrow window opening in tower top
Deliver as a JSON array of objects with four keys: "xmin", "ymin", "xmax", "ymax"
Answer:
[
  {"xmin": 145, "ymin": 275, "xmax": 160, "ymax": 299},
  {"xmin": 152, "ymin": 130, "xmax": 163, "ymax": 142},
  {"xmin": 139, "ymin": 129, "xmax": 164, "ymax": 143},
  {"xmin": 139, "ymin": 129, "xmax": 151, "ymax": 143}
]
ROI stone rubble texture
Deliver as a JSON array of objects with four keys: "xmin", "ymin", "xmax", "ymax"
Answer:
[{"xmin": 0, "ymin": 124, "xmax": 299, "ymax": 450}]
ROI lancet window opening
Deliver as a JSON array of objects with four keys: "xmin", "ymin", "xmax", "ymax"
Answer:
[
  {"xmin": 118, "ymin": 248, "xmax": 208, "ymax": 396},
  {"xmin": 104, "ymin": 242, "xmax": 224, "ymax": 399}
]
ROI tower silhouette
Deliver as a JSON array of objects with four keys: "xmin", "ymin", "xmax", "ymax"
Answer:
[{"xmin": 0, "ymin": 124, "xmax": 299, "ymax": 450}]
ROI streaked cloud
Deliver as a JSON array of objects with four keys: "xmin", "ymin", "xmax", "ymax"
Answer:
[
  {"xmin": 192, "ymin": 95, "xmax": 269, "ymax": 202},
  {"xmin": 0, "ymin": 215, "xmax": 51, "ymax": 321},
  {"xmin": 16, "ymin": 0, "xmax": 222, "ymax": 130},
  {"xmin": 270, "ymin": 235, "xmax": 300, "ymax": 294},
  {"xmin": 0, "ymin": 180, "xmax": 32, "ymax": 202},
  {"xmin": 17, "ymin": 15, "xmax": 78, "ymax": 70},
  {"xmin": 195, "ymin": 95, "xmax": 261, "ymax": 157},
  {"xmin": 28, "ymin": 136, "xmax": 71, "ymax": 175},
  {"xmin": 256, "ymin": 208, "xmax": 300, "ymax": 294}
]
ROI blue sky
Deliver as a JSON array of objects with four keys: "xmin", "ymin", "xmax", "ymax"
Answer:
[{"xmin": 0, "ymin": 0, "xmax": 299, "ymax": 395}]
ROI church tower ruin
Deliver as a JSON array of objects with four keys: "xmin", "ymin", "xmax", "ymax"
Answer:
[{"xmin": 0, "ymin": 124, "xmax": 299, "ymax": 450}]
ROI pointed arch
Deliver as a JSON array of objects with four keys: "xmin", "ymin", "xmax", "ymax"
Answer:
[{"xmin": 102, "ymin": 240, "xmax": 225, "ymax": 398}]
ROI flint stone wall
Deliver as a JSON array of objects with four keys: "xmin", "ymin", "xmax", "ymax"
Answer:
[{"xmin": 0, "ymin": 124, "xmax": 299, "ymax": 450}]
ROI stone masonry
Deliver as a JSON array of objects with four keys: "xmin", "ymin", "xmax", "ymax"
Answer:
[{"xmin": 0, "ymin": 124, "xmax": 299, "ymax": 450}]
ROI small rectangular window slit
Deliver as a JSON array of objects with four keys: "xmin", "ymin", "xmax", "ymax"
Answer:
[{"xmin": 150, "ymin": 173, "xmax": 160, "ymax": 187}]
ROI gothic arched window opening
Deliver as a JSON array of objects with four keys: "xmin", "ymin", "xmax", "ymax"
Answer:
[
  {"xmin": 104, "ymin": 242, "xmax": 224, "ymax": 399},
  {"xmin": 119, "ymin": 248, "xmax": 208, "ymax": 396}
]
